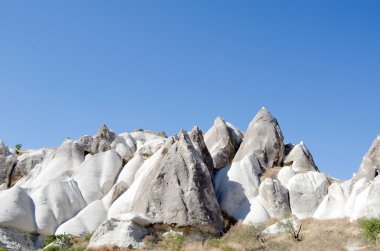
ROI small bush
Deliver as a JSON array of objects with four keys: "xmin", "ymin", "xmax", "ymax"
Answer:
[
  {"xmin": 278, "ymin": 218, "xmax": 302, "ymax": 241},
  {"xmin": 361, "ymin": 218, "xmax": 380, "ymax": 242},
  {"xmin": 15, "ymin": 144, "xmax": 22, "ymax": 150},
  {"xmin": 45, "ymin": 233, "xmax": 73, "ymax": 249},
  {"xmin": 162, "ymin": 231, "xmax": 185, "ymax": 251}
]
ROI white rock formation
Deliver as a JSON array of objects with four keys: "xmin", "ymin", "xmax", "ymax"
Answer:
[
  {"xmin": 214, "ymin": 154, "xmax": 262, "ymax": 220},
  {"xmin": 283, "ymin": 142, "xmax": 319, "ymax": 172},
  {"xmin": 17, "ymin": 140, "xmax": 85, "ymax": 188},
  {"xmin": 233, "ymin": 107, "xmax": 284, "ymax": 170},
  {"xmin": 73, "ymin": 149, "xmax": 122, "ymax": 204},
  {"xmin": 56, "ymin": 200, "xmax": 108, "ymax": 236},
  {"xmin": 109, "ymin": 131, "xmax": 223, "ymax": 235},
  {"xmin": 87, "ymin": 214, "xmax": 151, "ymax": 250},
  {"xmin": 30, "ymin": 178, "xmax": 87, "ymax": 235},
  {"xmin": 355, "ymin": 136, "xmax": 380, "ymax": 181},
  {"xmin": 288, "ymin": 171, "xmax": 329, "ymax": 219},
  {"xmin": 189, "ymin": 126, "xmax": 214, "ymax": 174},
  {"xmin": 204, "ymin": 117, "xmax": 243, "ymax": 169},
  {"xmin": 0, "ymin": 187, "xmax": 36, "ymax": 233},
  {"xmin": 8, "ymin": 148, "xmax": 54, "ymax": 187}
]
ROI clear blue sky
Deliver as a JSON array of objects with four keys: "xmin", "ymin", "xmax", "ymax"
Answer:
[{"xmin": 0, "ymin": 1, "xmax": 379, "ymax": 180}]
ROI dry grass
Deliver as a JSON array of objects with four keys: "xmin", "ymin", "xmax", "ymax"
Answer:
[
  {"xmin": 133, "ymin": 218, "xmax": 380, "ymax": 251},
  {"xmin": 260, "ymin": 166, "xmax": 282, "ymax": 181}
]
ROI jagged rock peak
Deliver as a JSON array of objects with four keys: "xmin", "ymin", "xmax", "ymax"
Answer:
[
  {"xmin": 354, "ymin": 135, "xmax": 380, "ymax": 181},
  {"xmin": 94, "ymin": 124, "xmax": 116, "ymax": 141},
  {"xmin": 0, "ymin": 140, "xmax": 11, "ymax": 156},
  {"xmin": 189, "ymin": 126, "xmax": 214, "ymax": 174},
  {"xmin": 233, "ymin": 107, "xmax": 284, "ymax": 169},
  {"xmin": 123, "ymin": 127, "xmax": 224, "ymax": 235},
  {"xmin": 283, "ymin": 141, "xmax": 319, "ymax": 172},
  {"xmin": 204, "ymin": 117, "xmax": 243, "ymax": 169}
]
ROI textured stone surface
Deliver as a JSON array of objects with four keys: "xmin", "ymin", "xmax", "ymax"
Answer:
[
  {"xmin": 0, "ymin": 187, "xmax": 36, "ymax": 233},
  {"xmin": 30, "ymin": 179, "xmax": 87, "ymax": 235},
  {"xmin": 88, "ymin": 214, "xmax": 151, "ymax": 249},
  {"xmin": 7, "ymin": 148, "xmax": 54, "ymax": 187},
  {"xmin": 288, "ymin": 171, "xmax": 329, "ymax": 219},
  {"xmin": 214, "ymin": 154, "xmax": 262, "ymax": 220},
  {"xmin": 283, "ymin": 142, "xmax": 319, "ymax": 172},
  {"xmin": 189, "ymin": 126, "xmax": 214, "ymax": 174},
  {"xmin": 204, "ymin": 117, "xmax": 243, "ymax": 169},
  {"xmin": 111, "ymin": 131, "xmax": 223, "ymax": 235},
  {"xmin": 355, "ymin": 136, "xmax": 380, "ymax": 181},
  {"xmin": 0, "ymin": 140, "xmax": 15, "ymax": 185},
  {"xmin": 233, "ymin": 107, "xmax": 284, "ymax": 170},
  {"xmin": 73, "ymin": 149, "xmax": 122, "ymax": 204}
]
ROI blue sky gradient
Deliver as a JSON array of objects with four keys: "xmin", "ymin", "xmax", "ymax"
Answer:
[{"xmin": 0, "ymin": 1, "xmax": 379, "ymax": 179}]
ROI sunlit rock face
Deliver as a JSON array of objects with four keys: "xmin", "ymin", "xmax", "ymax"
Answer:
[
  {"xmin": 233, "ymin": 107, "xmax": 285, "ymax": 170},
  {"xmin": 0, "ymin": 113, "xmax": 379, "ymax": 250},
  {"xmin": 355, "ymin": 136, "xmax": 380, "ymax": 181}
]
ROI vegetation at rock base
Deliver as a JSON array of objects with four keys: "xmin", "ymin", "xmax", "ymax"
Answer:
[
  {"xmin": 162, "ymin": 231, "xmax": 185, "ymax": 251},
  {"xmin": 361, "ymin": 218, "xmax": 380, "ymax": 242}
]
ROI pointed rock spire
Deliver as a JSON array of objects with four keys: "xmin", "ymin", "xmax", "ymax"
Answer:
[
  {"xmin": 355, "ymin": 135, "xmax": 380, "ymax": 181},
  {"xmin": 233, "ymin": 107, "xmax": 285, "ymax": 169},
  {"xmin": 189, "ymin": 126, "xmax": 214, "ymax": 174},
  {"xmin": 283, "ymin": 141, "xmax": 319, "ymax": 172},
  {"xmin": 120, "ymin": 130, "xmax": 224, "ymax": 235},
  {"xmin": 204, "ymin": 117, "xmax": 243, "ymax": 169}
]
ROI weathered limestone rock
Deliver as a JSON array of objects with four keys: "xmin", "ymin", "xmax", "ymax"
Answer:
[
  {"xmin": 314, "ymin": 182, "xmax": 348, "ymax": 219},
  {"xmin": 111, "ymin": 136, "xmax": 135, "ymax": 162},
  {"xmin": 189, "ymin": 126, "xmax": 214, "ymax": 174},
  {"xmin": 7, "ymin": 148, "xmax": 54, "ymax": 187},
  {"xmin": 233, "ymin": 107, "xmax": 284, "ymax": 170},
  {"xmin": 0, "ymin": 187, "xmax": 36, "ymax": 233},
  {"xmin": 277, "ymin": 166, "xmax": 296, "ymax": 189},
  {"xmin": 73, "ymin": 149, "xmax": 122, "ymax": 204},
  {"xmin": 55, "ymin": 200, "xmax": 108, "ymax": 236},
  {"xmin": 288, "ymin": 171, "xmax": 329, "ymax": 219},
  {"xmin": 283, "ymin": 142, "xmax": 319, "ymax": 172},
  {"xmin": 355, "ymin": 136, "xmax": 380, "ymax": 181},
  {"xmin": 0, "ymin": 140, "xmax": 15, "ymax": 185},
  {"xmin": 243, "ymin": 178, "xmax": 290, "ymax": 224},
  {"xmin": 91, "ymin": 125, "xmax": 116, "ymax": 154},
  {"xmin": 88, "ymin": 214, "xmax": 151, "ymax": 250},
  {"xmin": 30, "ymin": 179, "xmax": 87, "ymax": 235},
  {"xmin": 0, "ymin": 227, "xmax": 41, "ymax": 251},
  {"xmin": 213, "ymin": 154, "xmax": 262, "ymax": 221},
  {"xmin": 204, "ymin": 118, "xmax": 243, "ymax": 169},
  {"xmin": 110, "ymin": 131, "xmax": 223, "ymax": 235},
  {"xmin": 17, "ymin": 140, "xmax": 85, "ymax": 188}
]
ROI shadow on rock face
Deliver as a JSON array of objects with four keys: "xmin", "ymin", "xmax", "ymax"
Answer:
[{"xmin": 212, "ymin": 167, "xmax": 251, "ymax": 221}]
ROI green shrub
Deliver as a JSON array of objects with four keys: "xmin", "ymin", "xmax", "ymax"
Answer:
[
  {"xmin": 361, "ymin": 218, "xmax": 380, "ymax": 242},
  {"xmin": 45, "ymin": 233, "xmax": 73, "ymax": 249},
  {"xmin": 0, "ymin": 247, "xmax": 7, "ymax": 251},
  {"xmin": 162, "ymin": 231, "xmax": 185, "ymax": 251},
  {"xmin": 15, "ymin": 144, "xmax": 22, "ymax": 150}
]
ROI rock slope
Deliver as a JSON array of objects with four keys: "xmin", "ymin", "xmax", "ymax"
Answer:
[{"xmin": 0, "ymin": 108, "xmax": 379, "ymax": 250}]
